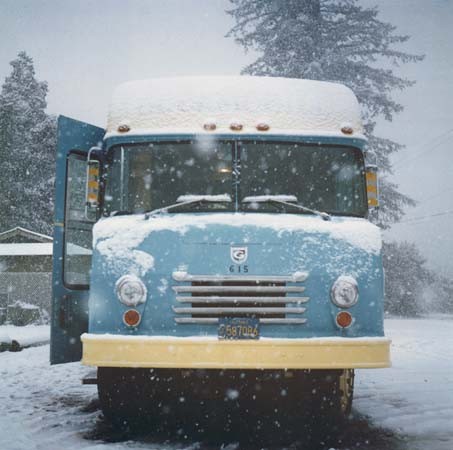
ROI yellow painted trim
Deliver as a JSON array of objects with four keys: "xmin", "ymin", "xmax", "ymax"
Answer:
[
  {"xmin": 87, "ymin": 180, "xmax": 99, "ymax": 189},
  {"xmin": 366, "ymin": 172, "xmax": 377, "ymax": 183},
  {"xmin": 54, "ymin": 222, "xmax": 64, "ymax": 227},
  {"xmin": 368, "ymin": 198, "xmax": 379, "ymax": 207},
  {"xmin": 81, "ymin": 334, "xmax": 391, "ymax": 370},
  {"xmin": 367, "ymin": 185, "xmax": 377, "ymax": 194}
]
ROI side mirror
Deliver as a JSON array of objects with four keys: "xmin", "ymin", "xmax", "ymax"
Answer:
[
  {"xmin": 85, "ymin": 149, "xmax": 101, "ymax": 221},
  {"xmin": 365, "ymin": 164, "xmax": 379, "ymax": 209}
]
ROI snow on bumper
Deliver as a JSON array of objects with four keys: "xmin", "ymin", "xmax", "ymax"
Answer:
[{"xmin": 81, "ymin": 334, "xmax": 391, "ymax": 369}]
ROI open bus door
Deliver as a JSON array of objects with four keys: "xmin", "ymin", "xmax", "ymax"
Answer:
[{"xmin": 50, "ymin": 116, "xmax": 105, "ymax": 364}]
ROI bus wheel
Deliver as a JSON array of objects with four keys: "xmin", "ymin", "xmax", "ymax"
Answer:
[
  {"xmin": 97, "ymin": 367, "xmax": 152, "ymax": 427},
  {"xmin": 307, "ymin": 369, "xmax": 354, "ymax": 424}
]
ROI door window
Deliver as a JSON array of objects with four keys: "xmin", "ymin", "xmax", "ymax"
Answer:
[{"xmin": 64, "ymin": 153, "xmax": 93, "ymax": 287}]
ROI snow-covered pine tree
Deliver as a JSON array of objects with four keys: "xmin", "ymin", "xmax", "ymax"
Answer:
[
  {"xmin": 226, "ymin": 0, "xmax": 423, "ymax": 228},
  {"xmin": 382, "ymin": 241, "xmax": 434, "ymax": 316},
  {"xmin": 0, "ymin": 51, "xmax": 56, "ymax": 235}
]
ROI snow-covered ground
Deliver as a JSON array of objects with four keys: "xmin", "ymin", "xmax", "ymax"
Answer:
[
  {"xmin": 0, "ymin": 324, "xmax": 50, "ymax": 347},
  {"xmin": 355, "ymin": 317, "xmax": 453, "ymax": 450},
  {"xmin": 0, "ymin": 318, "xmax": 452, "ymax": 450}
]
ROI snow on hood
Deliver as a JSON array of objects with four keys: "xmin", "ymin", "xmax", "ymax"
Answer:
[
  {"xmin": 93, "ymin": 214, "xmax": 382, "ymax": 268},
  {"xmin": 106, "ymin": 76, "xmax": 364, "ymax": 138}
]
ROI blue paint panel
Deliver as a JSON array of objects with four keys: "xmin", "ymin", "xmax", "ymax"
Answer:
[
  {"xmin": 89, "ymin": 214, "xmax": 384, "ymax": 340},
  {"xmin": 50, "ymin": 116, "xmax": 105, "ymax": 364}
]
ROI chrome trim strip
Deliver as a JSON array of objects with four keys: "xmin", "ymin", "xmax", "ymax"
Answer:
[
  {"xmin": 174, "ymin": 317, "xmax": 308, "ymax": 324},
  {"xmin": 176, "ymin": 296, "xmax": 310, "ymax": 304},
  {"xmin": 172, "ymin": 271, "xmax": 308, "ymax": 283},
  {"xmin": 173, "ymin": 286, "xmax": 305, "ymax": 294},
  {"xmin": 172, "ymin": 307, "xmax": 306, "ymax": 315}
]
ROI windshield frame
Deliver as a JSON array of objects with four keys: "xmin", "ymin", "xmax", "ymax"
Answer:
[{"xmin": 102, "ymin": 136, "xmax": 368, "ymax": 218}]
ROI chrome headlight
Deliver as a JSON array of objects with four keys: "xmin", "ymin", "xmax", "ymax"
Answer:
[
  {"xmin": 331, "ymin": 276, "xmax": 358, "ymax": 308},
  {"xmin": 115, "ymin": 275, "xmax": 147, "ymax": 307}
]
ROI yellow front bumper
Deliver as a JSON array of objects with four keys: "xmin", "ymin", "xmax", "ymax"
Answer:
[{"xmin": 81, "ymin": 334, "xmax": 391, "ymax": 369}]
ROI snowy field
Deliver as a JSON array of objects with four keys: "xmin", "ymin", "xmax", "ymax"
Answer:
[{"xmin": 0, "ymin": 318, "xmax": 452, "ymax": 450}]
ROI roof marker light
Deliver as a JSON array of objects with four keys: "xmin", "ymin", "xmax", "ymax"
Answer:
[
  {"xmin": 341, "ymin": 125, "xmax": 354, "ymax": 135},
  {"xmin": 203, "ymin": 121, "xmax": 216, "ymax": 131},
  {"xmin": 118, "ymin": 124, "xmax": 130, "ymax": 133},
  {"xmin": 256, "ymin": 122, "xmax": 270, "ymax": 131},
  {"xmin": 230, "ymin": 122, "xmax": 243, "ymax": 131}
]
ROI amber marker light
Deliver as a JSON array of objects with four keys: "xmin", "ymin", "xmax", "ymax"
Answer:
[
  {"xmin": 117, "ymin": 124, "xmax": 130, "ymax": 133},
  {"xmin": 336, "ymin": 311, "xmax": 353, "ymax": 328},
  {"xmin": 123, "ymin": 309, "xmax": 141, "ymax": 327},
  {"xmin": 341, "ymin": 125, "xmax": 354, "ymax": 135},
  {"xmin": 203, "ymin": 122, "xmax": 216, "ymax": 131},
  {"xmin": 230, "ymin": 122, "xmax": 243, "ymax": 131},
  {"xmin": 256, "ymin": 122, "xmax": 270, "ymax": 131}
]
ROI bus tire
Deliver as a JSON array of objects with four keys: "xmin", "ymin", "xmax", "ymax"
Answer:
[{"xmin": 307, "ymin": 369, "xmax": 354, "ymax": 424}]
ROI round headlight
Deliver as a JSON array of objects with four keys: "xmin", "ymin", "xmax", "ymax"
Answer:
[
  {"xmin": 331, "ymin": 276, "xmax": 358, "ymax": 308},
  {"xmin": 115, "ymin": 275, "xmax": 147, "ymax": 307}
]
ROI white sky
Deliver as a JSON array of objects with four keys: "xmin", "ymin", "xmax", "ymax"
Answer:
[{"xmin": 1, "ymin": 0, "xmax": 452, "ymax": 276}]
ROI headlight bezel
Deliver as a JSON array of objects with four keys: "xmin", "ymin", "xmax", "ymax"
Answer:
[
  {"xmin": 115, "ymin": 274, "xmax": 147, "ymax": 307},
  {"xmin": 330, "ymin": 275, "xmax": 359, "ymax": 308}
]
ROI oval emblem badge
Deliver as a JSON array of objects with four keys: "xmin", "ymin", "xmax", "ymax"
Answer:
[{"xmin": 231, "ymin": 246, "xmax": 248, "ymax": 264}]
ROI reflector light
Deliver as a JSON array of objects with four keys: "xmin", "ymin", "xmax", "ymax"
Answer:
[
  {"xmin": 118, "ymin": 124, "xmax": 130, "ymax": 133},
  {"xmin": 230, "ymin": 122, "xmax": 243, "ymax": 131},
  {"xmin": 336, "ymin": 311, "xmax": 353, "ymax": 328},
  {"xmin": 256, "ymin": 122, "xmax": 270, "ymax": 131},
  {"xmin": 203, "ymin": 122, "xmax": 216, "ymax": 131},
  {"xmin": 123, "ymin": 309, "xmax": 141, "ymax": 327}
]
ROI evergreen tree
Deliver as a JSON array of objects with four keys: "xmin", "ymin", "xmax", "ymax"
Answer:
[
  {"xmin": 0, "ymin": 51, "xmax": 56, "ymax": 235},
  {"xmin": 226, "ymin": 0, "xmax": 423, "ymax": 227},
  {"xmin": 383, "ymin": 241, "xmax": 434, "ymax": 316}
]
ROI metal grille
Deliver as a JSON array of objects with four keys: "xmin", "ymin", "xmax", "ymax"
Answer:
[{"xmin": 172, "ymin": 272, "xmax": 309, "ymax": 325}]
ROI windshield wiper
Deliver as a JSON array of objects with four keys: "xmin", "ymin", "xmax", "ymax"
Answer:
[
  {"xmin": 145, "ymin": 194, "xmax": 232, "ymax": 218},
  {"xmin": 241, "ymin": 196, "xmax": 331, "ymax": 221}
]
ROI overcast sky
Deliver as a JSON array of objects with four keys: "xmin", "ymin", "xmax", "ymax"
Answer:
[{"xmin": 1, "ymin": 0, "xmax": 452, "ymax": 276}]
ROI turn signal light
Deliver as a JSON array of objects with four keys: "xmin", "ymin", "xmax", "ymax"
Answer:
[
  {"xmin": 336, "ymin": 311, "xmax": 353, "ymax": 328},
  {"xmin": 123, "ymin": 309, "xmax": 141, "ymax": 327}
]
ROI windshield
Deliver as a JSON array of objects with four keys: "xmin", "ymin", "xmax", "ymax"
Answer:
[
  {"xmin": 103, "ymin": 141, "xmax": 366, "ymax": 217},
  {"xmin": 104, "ymin": 141, "xmax": 233, "ymax": 214},
  {"xmin": 240, "ymin": 142, "xmax": 366, "ymax": 216}
]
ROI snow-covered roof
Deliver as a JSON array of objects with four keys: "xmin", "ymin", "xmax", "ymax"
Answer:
[
  {"xmin": 0, "ymin": 242, "xmax": 91, "ymax": 256},
  {"xmin": 0, "ymin": 227, "xmax": 52, "ymax": 243},
  {"xmin": 0, "ymin": 243, "xmax": 53, "ymax": 256},
  {"xmin": 106, "ymin": 76, "xmax": 364, "ymax": 138}
]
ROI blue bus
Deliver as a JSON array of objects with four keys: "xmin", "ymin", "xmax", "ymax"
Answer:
[{"xmin": 51, "ymin": 76, "xmax": 389, "ymax": 422}]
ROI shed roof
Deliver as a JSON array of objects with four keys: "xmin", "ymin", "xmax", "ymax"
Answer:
[
  {"xmin": 106, "ymin": 76, "xmax": 364, "ymax": 139},
  {"xmin": 0, "ymin": 227, "xmax": 52, "ymax": 243},
  {"xmin": 0, "ymin": 243, "xmax": 53, "ymax": 256}
]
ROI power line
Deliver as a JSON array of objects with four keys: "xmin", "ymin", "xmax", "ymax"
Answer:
[
  {"xmin": 397, "ymin": 209, "xmax": 453, "ymax": 224},
  {"xmin": 392, "ymin": 127, "xmax": 453, "ymax": 170},
  {"xmin": 416, "ymin": 185, "xmax": 453, "ymax": 204}
]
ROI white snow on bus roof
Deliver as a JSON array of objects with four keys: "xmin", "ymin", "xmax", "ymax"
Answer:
[
  {"xmin": 106, "ymin": 76, "xmax": 364, "ymax": 138},
  {"xmin": 93, "ymin": 213, "xmax": 382, "ymax": 256}
]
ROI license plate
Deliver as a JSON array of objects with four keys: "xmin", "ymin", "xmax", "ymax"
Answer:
[{"xmin": 218, "ymin": 317, "xmax": 260, "ymax": 340}]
